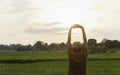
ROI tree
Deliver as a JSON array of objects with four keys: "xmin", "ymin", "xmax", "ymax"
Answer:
[
  {"xmin": 33, "ymin": 41, "xmax": 49, "ymax": 51},
  {"xmin": 88, "ymin": 39, "xmax": 97, "ymax": 46},
  {"xmin": 43, "ymin": 42, "xmax": 48, "ymax": 50},
  {"xmin": 112, "ymin": 40, "xmax": 120, "ymax": 48},
  {"xmin": 88, "ymin": 39, "xmax": 97, "ymax": 53},
  {"xmin": 59, "ymin": 42, "xmax": 67, "ymax": 50},
  {"xmin": 17, "ymin": 44, "xmax": 33, "ymax": 51},
  {"xmin": 104, "ymin": 40, "xmax": 113, "ymax": 49},
  {"xmin": 48, "ymin": 43, "xmax": 59, "ymax": 50},
  {"xmin": 34, "ymin": 41, "xmax": 44, "ymax": 51}
]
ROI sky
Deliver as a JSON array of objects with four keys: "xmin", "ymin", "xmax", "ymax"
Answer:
[{"xmin": 0, "ymin": 0, "xmax": 120, "ymax": 45}]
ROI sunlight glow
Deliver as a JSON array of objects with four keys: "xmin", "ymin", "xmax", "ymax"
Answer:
[
  {"xmin": 71, "ymin": 28, "xmax": 83, "ymax": 43},
  {"xmin": 72, "ymin": 28, "xmax": 82, "ymax": 33}
]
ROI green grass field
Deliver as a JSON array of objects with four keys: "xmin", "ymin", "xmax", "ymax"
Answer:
[{"xmin": 0, "ymin": 50, "xmax": 120, "ymax": 75}]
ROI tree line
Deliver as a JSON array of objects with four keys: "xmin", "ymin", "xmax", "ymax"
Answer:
[
  {"xmin": 0, "ymin": 38, "xmax": 120, "ymax": 53},
  {"xmin": 88, "ymin": 39, "xmax": 120, "ymax": 53},
  {"xmin": 0, "ymin": 41, "xmax": 67, "ymax": 51}
]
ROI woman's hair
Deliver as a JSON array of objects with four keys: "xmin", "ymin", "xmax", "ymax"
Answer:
[{"xmin": 72, "ymin": 41, "xmax": 82, "ymax": 52}]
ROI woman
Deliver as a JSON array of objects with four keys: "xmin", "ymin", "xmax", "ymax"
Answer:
[{"xmin": 67, "ymin": 24, "xmax": 88, "ymax": 75}]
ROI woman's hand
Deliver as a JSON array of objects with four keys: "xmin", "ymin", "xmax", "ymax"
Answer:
[{"xmin": 70, "ymin": 24, "xmax": 83, "ymax": 29}]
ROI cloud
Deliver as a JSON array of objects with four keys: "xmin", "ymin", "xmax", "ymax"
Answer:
[
  {"xmin": 11, "ymin": 0, "xmax": 41, "ymax": 13},
  {"xmin": 24, "ymin": 22, "xmax": 67, "ymax": 34},
  {"xmin": 25, "ymin": 27, "xmax": 50, "ymax": 34},
  {"xmin": 37, "ymin": 22, "xmax": 61, "ymax": 27},
  {"xmin": 25, "ymin": 27, "xmax": 67, "ymax": 34},
  {"xmin": 31, "ymin": 22, "xmax": 61, "ymax": 28},
  {"xmin": 51, "ymin": 22, "xmax": 61, "ymax": 25},
  {"xmin": 57, "ymin": 31, "xmax": 68, "ymax": 34},
  {"xmin": 0, "ymin": 0, "xmax": 41, "ymax": 13},
  {"xmin": 91, "ymin": 26, "xmax": 120, "ymax": 40}
]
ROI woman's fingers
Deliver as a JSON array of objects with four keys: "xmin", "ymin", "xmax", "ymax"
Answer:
[{"xmin": 70, "ymin": 24, "xmax": 83, "ymax": 29}]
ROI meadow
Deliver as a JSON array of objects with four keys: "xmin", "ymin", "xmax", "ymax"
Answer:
[{"xmin": 0, "ymin": 50, "xmax": 120, "ymax": 75}]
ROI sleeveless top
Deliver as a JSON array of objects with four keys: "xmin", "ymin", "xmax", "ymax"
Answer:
[{"xmin": 68, "ymin": 46, "xmax": 88, "ymax": 75}]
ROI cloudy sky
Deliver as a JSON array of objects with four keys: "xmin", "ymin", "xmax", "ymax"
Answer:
[{"xmin": 0, "ymin": 0, "xmax": 120, "ymax": 45}]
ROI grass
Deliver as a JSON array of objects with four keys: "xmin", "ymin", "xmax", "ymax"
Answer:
[
  {"xmin": 88, "ymin": 61, "xmax": 120, "ymax": 75},
  {"xmin": 0, "ymin": 61, "xmax": 68, "ymax": 75},
  {"xmin": 0, "ymin": 50, "xmax": 120, "ymax": 60},
  {"xmin": 0, "ymin": 50, "xmax": 120, "ymax": 75},
  {"xmin": 0, "ymin": 61, "xmax": 120, "ymax": 75},
  {"xmin": 0, "ymin": 51, "xmax": 67, "ymax": 60}
]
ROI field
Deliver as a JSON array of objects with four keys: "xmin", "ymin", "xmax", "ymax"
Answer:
[{"xmin": 0, "ymin": 50, "xmax": 120, "ymax": 75}]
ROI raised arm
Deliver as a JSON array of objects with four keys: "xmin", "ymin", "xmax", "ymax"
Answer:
[
  {"xmin": 67, "ymin": 24, "xmax": 88, "ymax": 48},
  {"xmin": 72, "ymin": 24, "xmax": 88, "ymax": 48},
  {"xmin": 67, "ymin": 26, "xmax": 72, "ymax": 48},
  {"xmin": 81, "ymin": 26, "xmax": 88, "ymax": 48}
]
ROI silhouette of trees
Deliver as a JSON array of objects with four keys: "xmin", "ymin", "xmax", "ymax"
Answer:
[
  {"xmin": 59, "ymin": 42, "xmax": 67, "ymax": 50},
  {"xmin": 48, "ymin": 43, "xmax": 58, "ymax": 50},
  {"xmin": 33, "ymin": 41, "xmax": 48, "ymax": 51},
  {"xmin": 0, "ymin": 44, "xmax": 10, "ymax": 50},
  {"xmin": 88, "ymin": 38, "xmax": 120, "ymax": 53},
  {"xmin": 17, "ymin": 44, "xmax": 33, "ymax": 51},
  {"xmin": 101, "ymin": 39, "xmax": 120, "ymax": 49},
  {"xmin": 112, "ymin": 40, "xmax": 120, "ymax": 48},
  {"xmin": 88, "ymin": 39, "xmax": 98, "ymax": 53},
  {"xmin": 88, "ymin": 39, "xmax": 97, "ymax": 46},
  {"xmin": 0, "ymin": 39, "xmax": 120, "ymax": 53}
]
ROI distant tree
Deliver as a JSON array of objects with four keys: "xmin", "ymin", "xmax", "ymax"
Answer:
[
  {"xmin": 48, "ymin": 43, "xmax": 59, "ymax": 50},
  {"xmin": 88, "ymin": 39, "xmax": 97, "ymax": 46},
  {"xmin": 0, "ymin": 39, "xmax": 119, "ymax": 52},
  {"xmin": 16, "ymin": 44, "xmax": 23, "ymax": 48},
  {"xmin": 104, "ymin": 40, "xmax": 113, "ymax": 49},
  {"xmin": 112, "ymin": 40, "xmax": 120, "ymax": 48},
  {"xmin": 96, "ymin": 45, "xmax": 108, "ymax": 53},
  {"xmin": 43, "ymin": 42, "xmax": 48, "ymax": 50},
  {"xmin": 88, "ymin": 44, "xmax": 96, "ymax": 53},
  {"xmin": 17, "ymin": 44, "xmax": 33, "ymax": 51},
  {"xmin": 0, "ymin": 44, "xmax": 10, "ymax": 50},
  {"xmin": 33, "ymin": 41, "xmax": 48, "ymax": 51},
  {"xmin": 88, "ymin": 38, "xmax": 109, "ymax": 53},
  {"xmin": 9, "ymin": 44, "xmax": 17, "ymax": 50},
  {"xmin": 59, "ymin": 42, "xmax": 66, "ymax": 47},
  {"xmin": 88, "ymin": 39, "xmax": 97, "ymax": 53},
  {"xmin": 59, "ymin": 42, "xmax": 67, "ymax": 50},
  {"xmin": 0, "ymin": 44, "xmax": 6, "ymax": 50},
  {"xmin": 101, "ymin": 39, "xmax": 120, "ymax": 53},
  {"xmin": 101, "ymin": 38, "xmax": 108, "ymax": 44}
]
